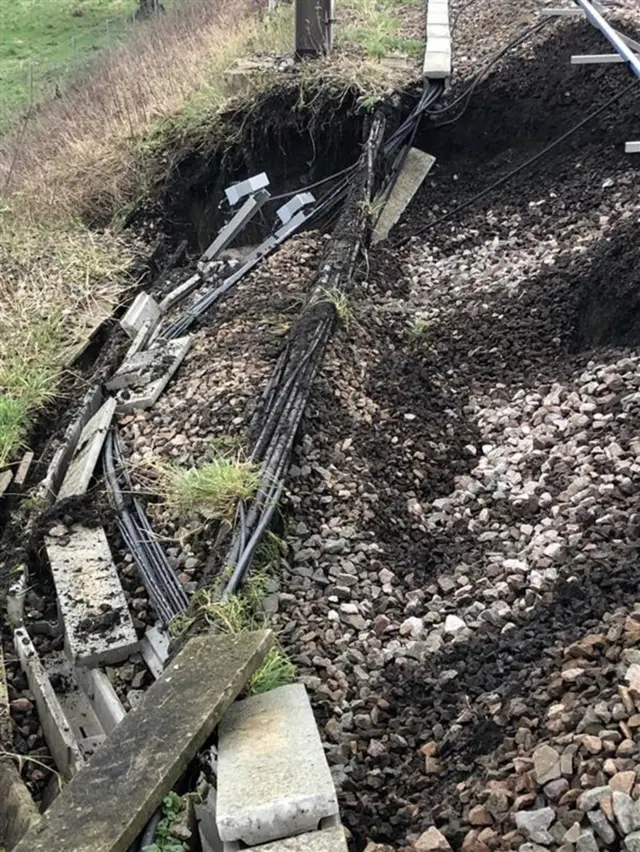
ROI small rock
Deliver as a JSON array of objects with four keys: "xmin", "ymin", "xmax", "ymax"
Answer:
[
  {"xmin": 577, "ymin": 785, "xmax": 612, "ymax": 811},
  {"xmin": 587, "ymin": 809, "xmax": 616, "ymax": 844},
  {"xmin": 468, "ymin": 806, "xmax": 493, "ymax": 826},
  {"xmin": 515, "ymin": 808, "xmax": 555, "ymax": 844},
  {"xmin": 10, "ymin": 698, "xmax": 33, "ymax": 713},
  {"xmin": 400, "ymin": 616, "xmax": 424, "ymax": 638},
  {"xmin": 424, "ymin": 757, "xmax": 442, "ymax": 775},
  {"xmin": 415, "ymin": 827, "xmax": 452, "ymax": 852},
  {"xmin": 544, "ymin": 778, "xmax": 569, "ymax": 802},
  {"xmin": 582, "ymin": 735, "xmax": 602, "ymax": 754},
  {"xmin": 576, "ymin": 829, "xmax": 599, "ymax": 852},
  {"xmin": 444, "ymin": 614, "xmax": 467, "ymax": 634},
  {"xmin": 373, "ymin": 614, "xmax": 391, "ymax": 636},
  {"xmin": 563, "ymin": 822, "xmax": 581, "ymax": 844},
  {"xmin": 625, "ymin": 831, "xmax": 640, "ymax": 852},
  {"xmin": 533, "ymin": 744, "xmax": 561, "ymax": 785},
  {"xmin": 626, "ymin": 664, "xmax": 640, "ymax": 696},
  {"xmin": 612, "ymin": 772, "xmax": 637, "ymax": 795},
  {"xmin": 613, "ymin": 790, "xmax": 640, "ymax": 834}
]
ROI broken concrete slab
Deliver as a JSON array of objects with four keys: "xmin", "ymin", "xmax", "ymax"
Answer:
[
  {"xmin": 113, "ymin": 336, "xmax": 191, "ymax": 413},
  {"xmin": 13, "ymin": 630, "xmax": 274, "ymax": 852},
  {"xmin": 216, "ymin": 683, "xmax": 340, "ymax": 846},
  {"xmin": 39, "ymin": 385, "xmax": 103, "ymax": 504},
  {"xmin": 46, "ymin": 525, "xmax": 138, "ymax": 668},
  {"xmin": 57, "ymin": 398, "xmax": 117, "ymax": 500},
  {"xmin": 158, "ymin": 273, "xmax": 202, "ymax": 313},
  {"xmin": 140, "ymin": 624, "xmax": 169, "ymax": 680},
  {"xmin": 372, "ymin": 148, "xmax": 436, "ymax": 244},
  {"xmin": 121, "ymin": 293, "xmax": 160, "ymax": 339},
  {"xmin": 247, "ymin": 824, "xmax": 349, "ymax": 852},
  {"xmin": 14, "ymin": 628, "xmax": 84, "ymax": 779}
]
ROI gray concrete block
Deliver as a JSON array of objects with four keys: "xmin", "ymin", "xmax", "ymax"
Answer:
[
  {"xmin": 0, "ymin": 469, "xmax": 12, "ymax": 498},
  {"xmin": 373, "ymin": 148, "xmax": 436, "ymax": 244},
  {"xmin": 14, "ymin": 628, "xmax": 85, "ymax": 779},
  {"xmin": 158, "ymin": 273, "xmax": 202, "ymax": 313},
  {"xmin": 39, "ymin": 385, "xmax": 103, "ymax": 505},
  {"xmin": 247, "ymin": 824, "xmax": 348, "ymax": 852},
  {"xmin": 114, "ymin": 336, "xmax": 191, "ymax": 413},
  {"xmin": 46, "ymin": 525, "xmax": 138, "ymax": 667},
  {"xmin": 57, "ymin": 398, "xmax": 116, "ymax": 500},
  {"xmin": 14, "ymin": 450, "xmax": 34, "ymax": 489},
  {"xmin": 140, "ymin": 624, "xmax": 170, "ymax": 680},
  {"xmin": 216, "ymin": 683, "xmax": 339, "ymax": 845},
  {"xmin": 121, "ymin": 293, "xmax": 160, "ymax": 338},
  {"xmin": 225, "ymin": 173, "xmax": 269, "ymax": 207}
]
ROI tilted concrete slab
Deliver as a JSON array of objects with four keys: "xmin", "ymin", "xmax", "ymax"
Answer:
[
  {"xmin": 626, "ymin": 141, "xmax": 640, "ymax": 153},
  {"xmin": 0, "ymin": 470, "xmax": 13, "ymax": 498},
  {"xmin": 39, "ymin": 385, "xmax": 103, "ymax": 504},
  {"xmin": 140, "ymin": 624, "xmax": 170, "ymax": 680},
  {"xmin": 13, "ymin": 630, "xmax": 274, "ymax": 852},
  {"xmin": 14, "ymin": 450, "xmax": 34, "ymax": 490},
  {"xmin": 57, "ymin": 398, "xmax": 117, "ymax": 500},
  {"xmin": 114, "ymin": 335, "xmax": 191, "ymax": 413},
  {"xmin": 248, "ymin": 824, "xmax": 349, "ymax": 852},
  {"xmin": 121, "ymin": 293, "xmax": 160, "ymax": 338},
  {"xmin": 14, "ymin": 628, "xmax": 85, "ymax": 779},
  {"xmin": 216, "ymin": 683, "xmax": 339, "ymax": 846},
  {"xmin": 46, "ymin": 526, "xmax": 138, "ymax": 667},
  {"xmin": 373, "ymin": 148, "xmax": 436, "ymax": 244}
]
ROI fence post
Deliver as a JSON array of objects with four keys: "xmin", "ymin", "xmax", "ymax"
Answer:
[{"xmin": 295, "ymin": 0, "xmax": 334, "ymax": 58}]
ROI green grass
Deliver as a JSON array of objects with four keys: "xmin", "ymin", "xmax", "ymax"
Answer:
[
  {"xmin": 408, "ymin": 315, "xmax": 432, "ymax": 342},
  {"xmin": 0, "ymin": 396, "xmax": 28, "ymax": 467},
  {"xmin": 169, "ymin": 583, "xmax": 295, "ymax": 696},
  {"xmin": 342, "ymin": 0, "xmax": 423, "ymax": 60},
  {"xmin": 153, "ymin": 448, "xmax": 262, "ymax": 521},
  {"xmin": 1, "ymin": 0, "xmax": 140, "ymax": 131}
]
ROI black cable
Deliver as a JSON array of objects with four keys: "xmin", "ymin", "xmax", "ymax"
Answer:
[
  {"xmin": 396, "ymin": 78, "xmax": 638, "ymax": 247},
  {"xmin": 426, "ymin": 18, "xmax": 552, "ymax": 124}
]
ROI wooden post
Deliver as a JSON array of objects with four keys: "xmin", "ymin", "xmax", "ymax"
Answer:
[{"xmin": 295, "ymin": 0, "xmax": 333, "ymax": 57}]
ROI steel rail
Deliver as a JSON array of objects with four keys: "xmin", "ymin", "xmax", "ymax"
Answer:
[{"xmin": 574, "ymin": 0, "xmax": 640, "ymax": 80}]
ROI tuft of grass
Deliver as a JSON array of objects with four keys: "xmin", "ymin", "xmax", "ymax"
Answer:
[
  {"xmin": 154, "ymin": 449, "xmax": 261, "ymax": 521},
  {"xmin": 249, "ymin": 647, "xmax": 296, "ymax": 694},
  {"xmin": 407, "ymin": 316, "xmax": 432, "ymax": 342},
  {"xmin": 169, "ymin": 583, "xmax": 295, "ymax": 696},
  {"xmin": 318, "ymin": 287, "xmax": 352, "ymax": 327},
  {"xmin": 0, "ymin": 396, "xmax": 28, "ymax": 468},
  {"xmin": 341, "ymin": 0, "xmax": 422, "ymax": 60}
]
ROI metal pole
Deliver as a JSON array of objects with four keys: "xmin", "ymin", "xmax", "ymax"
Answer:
[{"xmin": 573, "ymin": 0, "xmax": 640, "ymax": 80}]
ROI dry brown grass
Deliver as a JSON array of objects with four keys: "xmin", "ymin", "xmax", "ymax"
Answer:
[{"xmin": 0, "ymin": 0, "xmax": 276, "ymax": 224}]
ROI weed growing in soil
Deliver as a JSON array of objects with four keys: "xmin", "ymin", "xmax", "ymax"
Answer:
[
  {"xmin": 319, "ymin": 287, "xmax": 353, "ymax": 327},
  {"xmin": 145, "ymin": 791, "xmax": 188, "ymax": 852},
  {"xmin": 154, "ymin": 448, "xmax": 261, "ymax": 522},
  {"xmin": 407, "ymin": 315, "xmax": 432, "ymax": 342},
  {"xmin": 169, "ymin": 580, "xmax": 295, "ymax": 696}
]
